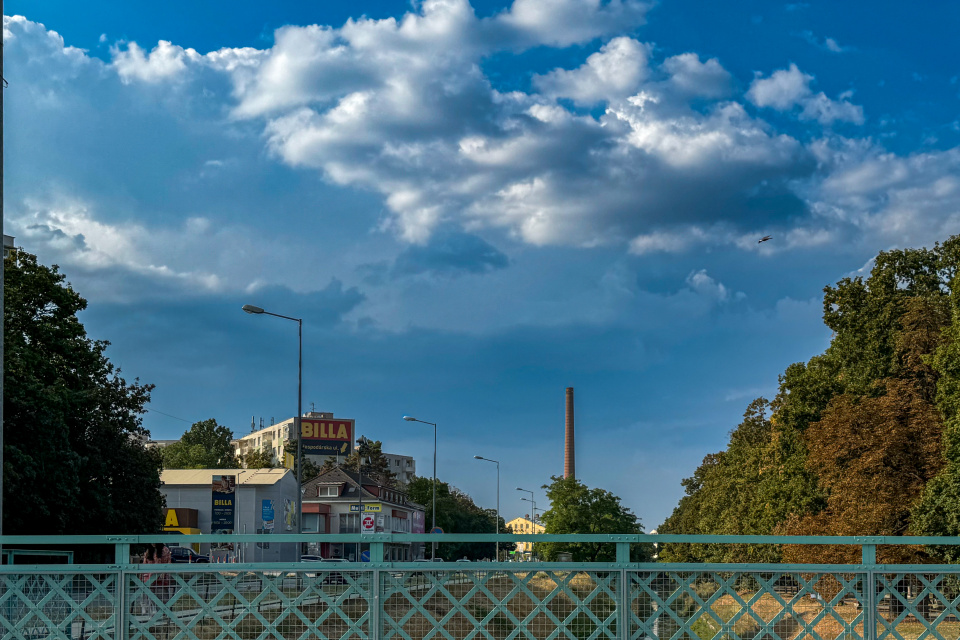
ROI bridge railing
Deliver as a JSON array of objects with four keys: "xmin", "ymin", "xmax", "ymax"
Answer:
[{"xmin": 2, "ymin": 533, "xmax": 960, "ymax": 640}]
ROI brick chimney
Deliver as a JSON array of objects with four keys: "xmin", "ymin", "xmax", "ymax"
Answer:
[{"xmin": 564, "ymin": 387, "xmax": 575, "ymax": 479}]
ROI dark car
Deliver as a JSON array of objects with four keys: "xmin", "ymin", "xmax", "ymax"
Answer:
[
  {"xmin": 319, "ymin": 558, "xmax": 350, "ymax": 585},
  {"xmin": 170, "ymin": 546, "xmax": 209, "ymax": 563}
]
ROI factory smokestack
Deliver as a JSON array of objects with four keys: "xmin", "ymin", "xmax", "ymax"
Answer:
[{"xmin": 564, "ymin": 387, "xmax": 575, "ymax": 479}]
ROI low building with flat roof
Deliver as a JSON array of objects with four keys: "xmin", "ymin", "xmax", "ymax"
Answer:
[{"xmin": 161, "ymin": 468, "xmax": 299, "ymax": 561}]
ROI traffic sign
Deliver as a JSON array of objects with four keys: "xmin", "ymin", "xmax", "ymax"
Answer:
[
  {"xmin": 360, "ymin": 550, "xmax": 370, "ymax": 562},
  {"xmin": 362, "ymin": 514, "xmax": 376, "ymax": 534},
  {"xmin": 430, "ymin": 526, "xmax": 444, "ymax": 534}
]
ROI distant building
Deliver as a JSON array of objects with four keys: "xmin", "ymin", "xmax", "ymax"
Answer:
[
  {"xmin": 233, "ymin": 412, "xmax": 416, "ymax": 483},
  {"xmin": 506, "ymin": 516, "xmax": 544, "ymax": 558},
  {"xmin": 383, "ymin": 452, "xmax": 416, "ymax": 486},
  {"xmin": 302, "ymin": 466, "xmax": 426, "ymax": 561},
  {"xmin": 145, "ymin": 439, "xmax": 179, "ymax": 449},
  {"xmin": 3, "ymin": 234, "xmax": 14, "ymax": 259},
  {"xmin": 233, "ymin": 415, "xmax": 297, "ymax": 464}
]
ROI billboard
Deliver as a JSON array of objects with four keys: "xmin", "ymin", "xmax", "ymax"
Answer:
[
  {"xmin": 300, "ymin": 417, "xmax": 354, "ymax": 457},
  {"xmin": 412, "ymin": 510, "xmax": 425, "ymax": 534},
  {"xmin": 211, "ymin": 475, "xmax": 236, "ymax": 534}
]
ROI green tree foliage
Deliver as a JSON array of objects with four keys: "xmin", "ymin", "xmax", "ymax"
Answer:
[
  {"xmin": 161, "ymin": 419, "xmax": 239, "ymax": 469},
  {"xmin": 662, "ymin": 236, "xmax": 960, "ymax": 561},
  {"xmin": 406, "ymin": 476, "xmax": 511, "ymax": 560},
  {"xmin": 537, "ymin": 476, "xmax": 651, "ymax": 562},
  {"xmin": 912, "ymin": 269, "xmax": 960, "ymax": 559},
  {"xmin": 3, "ymin": 251, "xmax": 164, "ymax": 534},
  {"xmin": 321, "ymin": 437, "xmax": 397, "ymax": 487},
  {"xmin": 243, "ymin": 447, "xmax": 277, "ymax": 469},
  {"xmin": 284, "ymin": 440, "xmax": 322, "ymax": 481}
]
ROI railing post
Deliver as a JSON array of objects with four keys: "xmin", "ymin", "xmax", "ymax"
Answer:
[
  {"xmin": 113, "ymin": 538, "xmax": 131, "ymax": 640},
  {"xmin": 863, "ymin": 544, "xmax": 877, "ymax": 640},
  {"xmin": 616, "ymin": 540, "xmax": 631, "ymax": 640},
  {"xmin": 370, "ymin": 538, "xmax": 385, "ymax": 640}
]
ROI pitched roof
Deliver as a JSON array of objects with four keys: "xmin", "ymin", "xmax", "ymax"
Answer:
[
  {"xmin": 302, "ymin": 466, "xmax": 379, "ymax": 500},
  {"xmin": 302, "ymin": 465, "xmax": 424, "ymax": 509}
]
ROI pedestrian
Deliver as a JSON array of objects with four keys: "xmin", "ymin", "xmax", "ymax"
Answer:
[{"xmin": 139, "ymin": 546, "xmax": 156, "ymax": 615}]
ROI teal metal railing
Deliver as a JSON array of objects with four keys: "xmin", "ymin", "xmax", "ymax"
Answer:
[{"xmin": 3, "ymin": 533, "xmax": 960, "ymax": 640}]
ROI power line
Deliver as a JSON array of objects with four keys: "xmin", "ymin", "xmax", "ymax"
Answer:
[{"xmin": 145, "ymin": 407, "xmax": 193, "ymax": 423}]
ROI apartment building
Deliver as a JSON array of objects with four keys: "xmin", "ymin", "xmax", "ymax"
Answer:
[{"xmin": 233, "ymin": 413, "xmax": 416, "ymax": 481}]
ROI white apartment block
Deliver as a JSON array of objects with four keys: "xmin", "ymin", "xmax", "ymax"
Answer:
[
  {"xmin": 233, "ymin": 412, "xmax": 416, "ymax": 483},
  {"xmin": 233, "ymin": 416, "xmax": 298, "ymax": 465},
  {"xmin": 383, "ymin": 453, "xmax": 416, "ymax": 486}
]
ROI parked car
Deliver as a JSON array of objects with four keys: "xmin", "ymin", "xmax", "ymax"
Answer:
[
  {"xmin": 300, "ymin": 554, "xmax": 323, "ymax": 562},
  {"xmin": 169, "ymin": 547, "xmax": 209, "ymax": 563},
  {"xmin": 319, "ymin": 558, "xmax": 350, "ymax": 585}
]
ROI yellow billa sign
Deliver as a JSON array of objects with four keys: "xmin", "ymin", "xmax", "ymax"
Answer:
[
  {"xmin": 349, "ymin": 503, "xmax": 382, "ymax": 512},
  {"xmin": 301, "ymin": 418, "xmax": 355, "ymax": 457}
]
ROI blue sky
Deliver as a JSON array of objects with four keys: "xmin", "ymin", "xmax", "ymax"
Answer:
[{"xmin": 5, "ymin": 0, "xmax": 960, "ymax": 529}]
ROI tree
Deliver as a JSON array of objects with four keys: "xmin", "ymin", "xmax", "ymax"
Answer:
[
  {"xmin": 284, "ymin": 440, "xmax": 322, "ymax": 481},
  {"xmin": 244, "ymin": 448, "xmax": 276, "ymax": 469},
  {"xmin": 321, "ymin": 437, "xmax": 398, "ymax": 487},
  {"xmin": 161, "ymin": 419, "xmax": 239, "ymax": 469},
  {"xmin": 406, "ymin": 475, "xmax": 511, "ymax": 560},
  {"xmin": 782, "ymin": 379, "xmax": 944, "ymax": 564},
  {"xmin": 3, "ymin": 251, "xmax": 164, "ymax": 535},
  {"xmin": 537, "ymin": 476, "xmax": 651, "ymax": 562},
  {"xmin": 660, "ymin": 235, "xmax": 960, "ymax": 557}
]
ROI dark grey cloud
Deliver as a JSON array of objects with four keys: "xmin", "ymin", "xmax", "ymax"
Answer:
[{"xmin": 391, "ymin": 233, "xmax": 509, "ymax": 277}]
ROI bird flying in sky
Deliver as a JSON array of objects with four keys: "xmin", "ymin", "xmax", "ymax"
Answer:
[{"xmin": 758, "ymin": 235, "xmax": 772, "ymax": 243}]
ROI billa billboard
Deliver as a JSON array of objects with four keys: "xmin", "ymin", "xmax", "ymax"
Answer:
[
  {"xmin": 211, "ymin": 475, "xmax": 236, "ymax": 534},
  {"xmin": 300, "ymin": 417, "xmax": 354, "ymax": 457}
]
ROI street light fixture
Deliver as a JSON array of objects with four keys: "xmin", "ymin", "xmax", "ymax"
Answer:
[
  {"xmin": 243, "ymin": 304, "xmax": 303, "ymax": 546},
  {"xmin": 474, "ymin": 455, "xmax": 500, "ymax": 561},
  {"xmin": 404, "ymin": 415, "xmax": 438, "ymax": 559},
  {"xmin": 516, "ymin": 487, "xmax": 537, "ymax": 559}
]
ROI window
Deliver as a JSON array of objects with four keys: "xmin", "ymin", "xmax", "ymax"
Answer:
[
  {"xmin": 303, "ymin": 513, "xmax": 320, "ymax": 533},
  {"xmin": 340, "ymin": 514, "xmax": 359, "ymax": 533},
  {"xmin": 318, "ymin": 486, "xmax": 339, "ymax": 497},
  {"xmin": 394, "ymin": 460, "xmax": 400, "ymax": 466}
]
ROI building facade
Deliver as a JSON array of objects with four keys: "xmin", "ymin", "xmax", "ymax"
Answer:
[
  {"xmin": 505, "ymin": 516, "xmax": 544, "ymax": 558},
  {"xmin": 383, "ymin": 453, "xmax": 416, "ymax": 486},
  {"xmin": 233, "ymin": 412, "xmax": 416, "ymax": 482},
  {"xmin": 302, "ymin": 466, "xmax": 426, "ymax": 561},
  {"xmin": 160, "ymin": 468, "xmax": 299, "ymax": 562}
]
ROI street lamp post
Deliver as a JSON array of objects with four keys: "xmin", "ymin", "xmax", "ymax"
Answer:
[
  {"xmin": 473, "ymin": 456, "xmax": 500, "ymax": 561},
  {"xmin": 516, "ymin": 487, "xmax": 537, "ymax": 560},
  {"xmin": 521, "ymin": 499, "xmax": 542, "ymax": 524},
  {"xmin": 403, "ymin": 416, "xmax": 437, "ymax": 559},
  {"xmin": 242, "ymin": 304, "xmax": 303, "ymax": 547}
]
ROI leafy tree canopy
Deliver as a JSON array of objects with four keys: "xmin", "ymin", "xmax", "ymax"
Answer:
[
  {"xmin": 244, "ymin": 447, "xmax": 276, "ymax": 469},
  {"xmin": 284, "ymin": 440, "xmax": 322, "ymax": 481},
  {"xmin": 406, "ymin": 475, "xmax": 512, "ymax": 560},
  {"xmin": 161, "ymin": 419, "xmax": 239, "ymax": 469},
  {"xmin": 662, "ymin": 235, "xmax": 960, "ymax": 563},
  {"xmin": 537, "ymin": 475, "xmax": 650, "ymax": 562},
  {"xmin": 3, "ymin": 251, "xmax": 164, "ymax": 535}
]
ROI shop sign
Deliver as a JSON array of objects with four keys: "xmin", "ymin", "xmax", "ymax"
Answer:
[
  {"xmin": 301, "ymin": 418, "xmax": 355, "ymax": 456},
  {"xmin": 349, "ymin": 503, "xmax": 382, "ymax": 512}
]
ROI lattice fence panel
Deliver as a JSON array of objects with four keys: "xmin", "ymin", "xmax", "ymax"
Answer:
[
  {"xmin": 380, "ymin": 568, "xmax": 619, "ymax": 640},
  {"xmin": 0, "ymin": 571, "xmax": 117, "ymax": 640},
  {"xmin": 628, "ymin": 570, "xmax": 866, "ymax": 640},
  {"xmin": 125, "ymin": 568, "xmax": 371, "ymax": 640}
]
